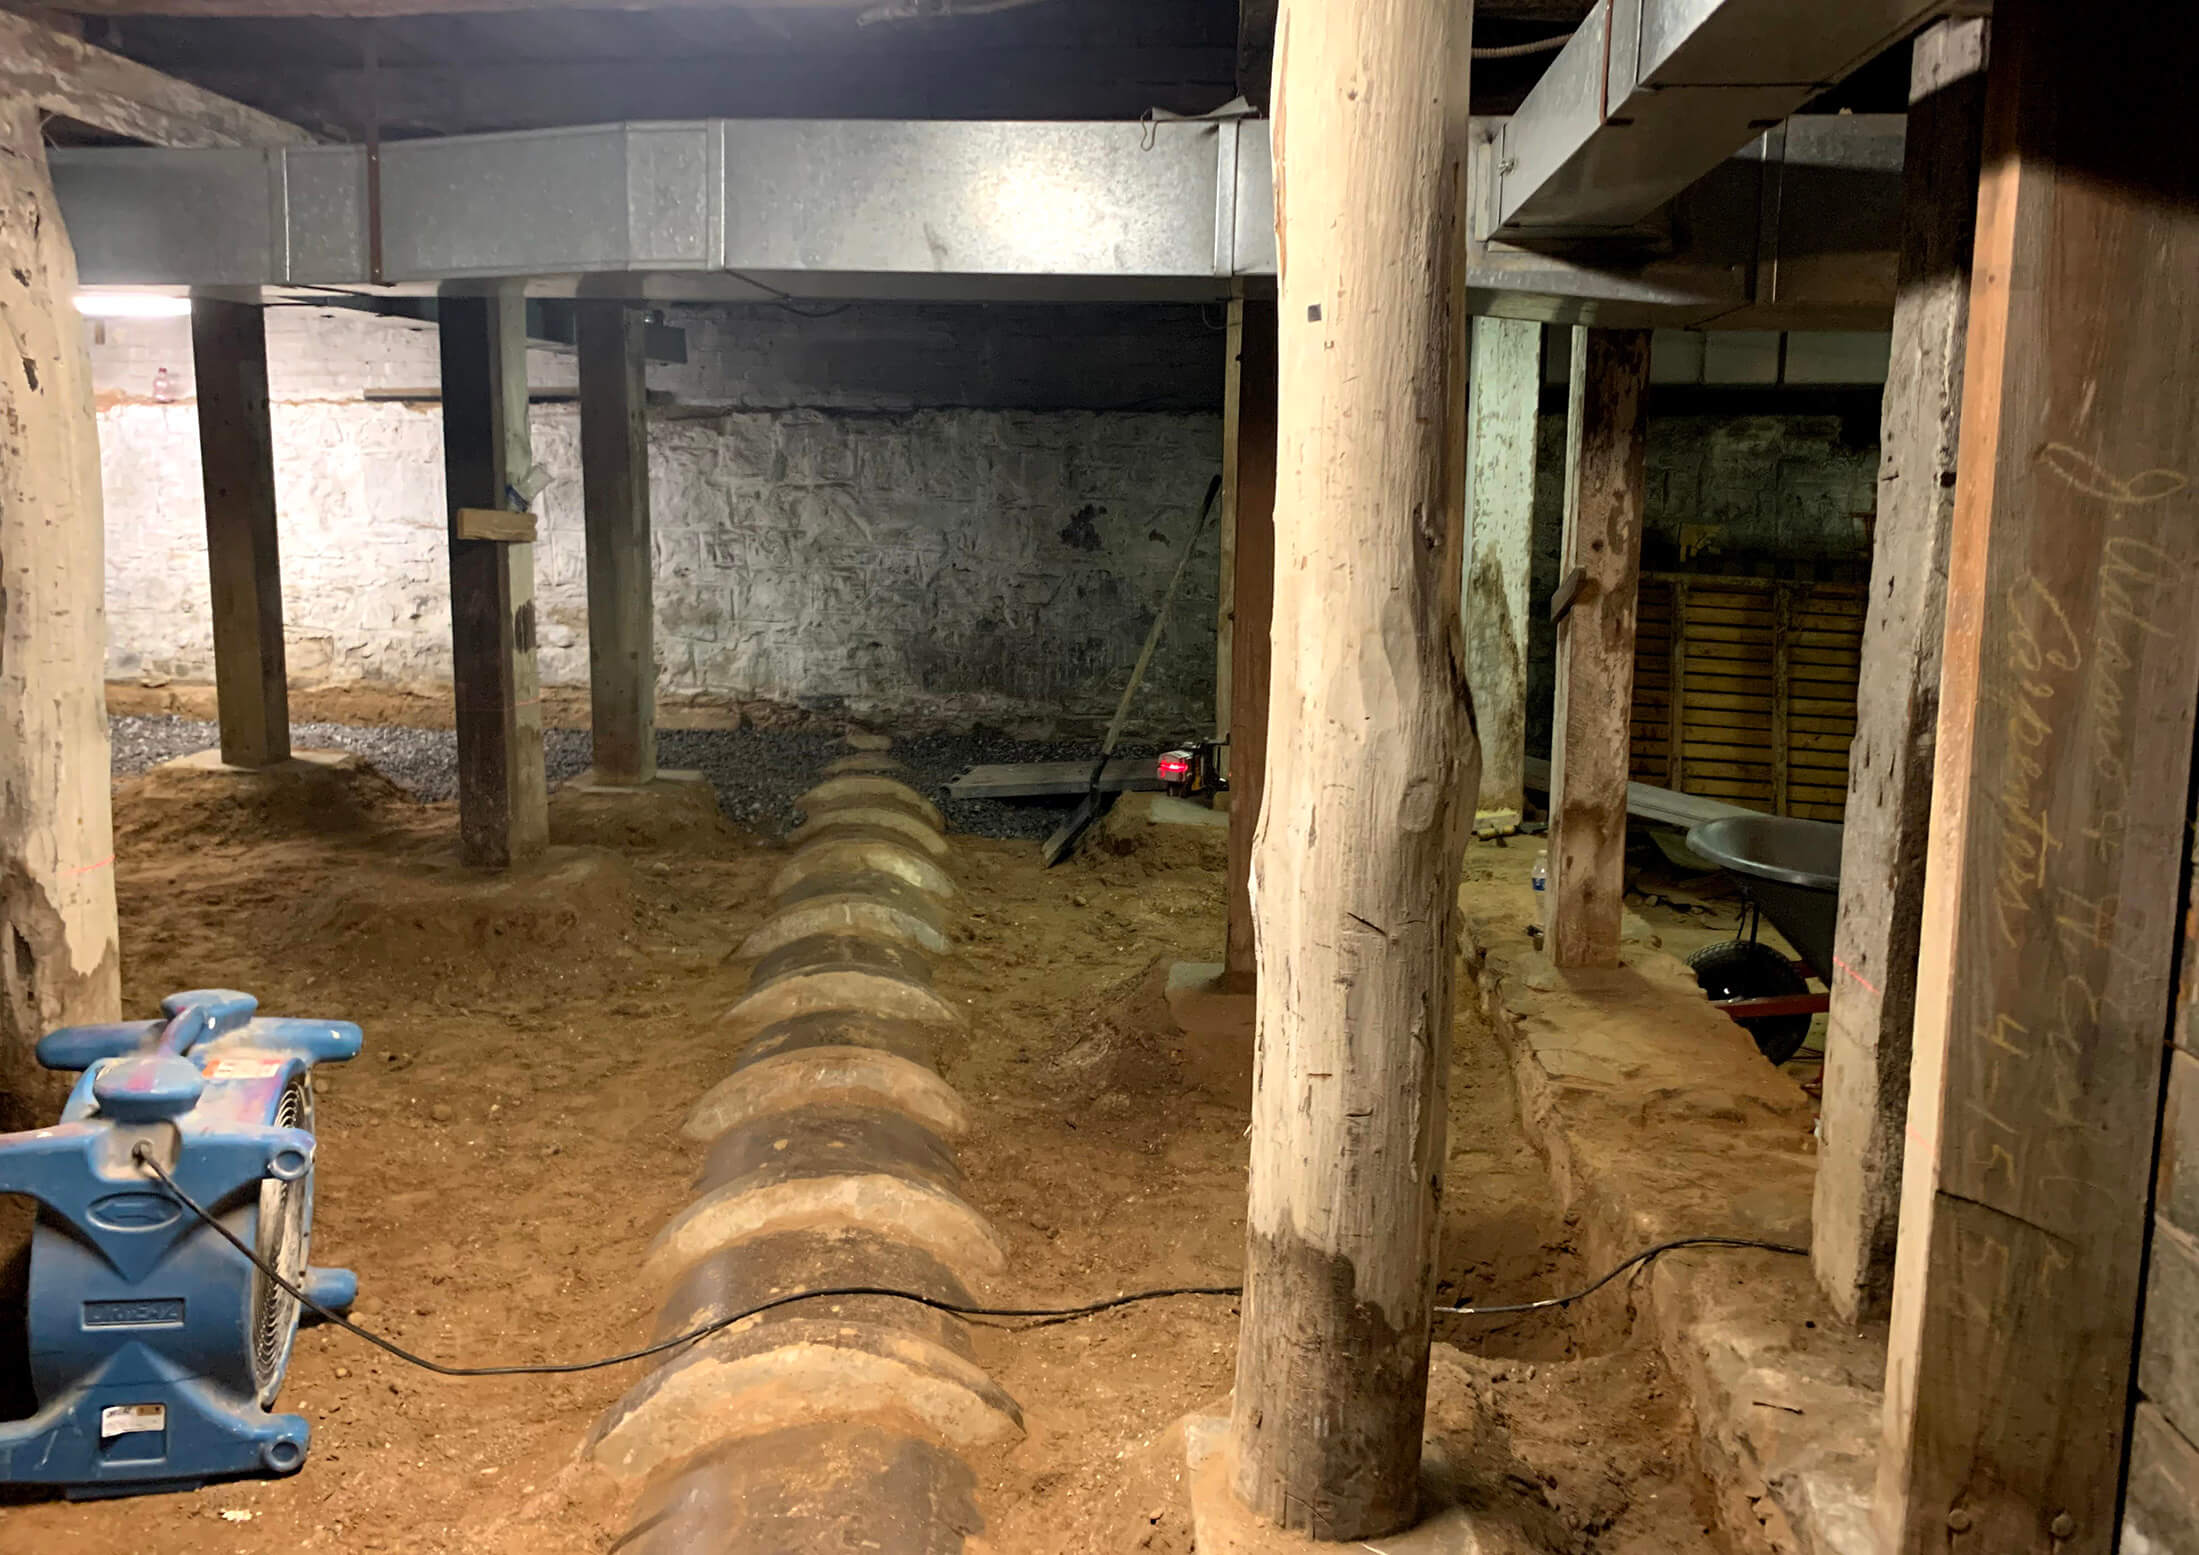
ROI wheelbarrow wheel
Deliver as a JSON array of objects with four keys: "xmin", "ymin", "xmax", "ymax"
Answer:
[{"xmin": 1686, "ymin": 938, "xmax": 1813, "ymax": 1067}]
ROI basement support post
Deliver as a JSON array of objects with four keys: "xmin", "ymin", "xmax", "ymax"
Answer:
[
  {"xmin": 1812, "ymin": 16, "xmax": 1988, "ymax": 1327},
  {"xmin": 1876, "ymin": 1, "xmax": 2199, "ymax": 1550},
  {"xmin": 0, "ymin": 97, "xmax": 121, "ymax": 1133},
  {"xmin": 1221, "ymin": 294, "xmax": 1276, "ymax": 991},
  {"xmin": 1228, "ymin": 0, "xmax": 1476, "ymax": 1539},
  {"xmin": 1545, "ymin": 326, "xmax": 1649, "ymax": 970},
  {"xmin": 439, "ymin": 289, "xmax": 548, "ymax": 870},
  {"xmin": 1463, "ymin": 316, "xmax": 1540, "ymax": 831},
  {"xmin": 191, "ymin": 295, "xmax": 291, "ymax": 769},
  {"xmin": 577, "ymin": 300, "xmax": 656, "ymax": 788}
]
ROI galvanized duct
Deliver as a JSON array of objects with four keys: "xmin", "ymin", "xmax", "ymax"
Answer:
[
  {"xmin": 588, "ymin": 740, "xmax": 1018, "ymax": 1553},
  {"xmin": 49, "ymin": 113, "xmax": 1911, "ymax": 327}
]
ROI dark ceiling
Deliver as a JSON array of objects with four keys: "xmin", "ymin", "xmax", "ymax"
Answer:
[{"xmin": 24, "ymin": 0, "xmax": 1613, "ymax": 140}]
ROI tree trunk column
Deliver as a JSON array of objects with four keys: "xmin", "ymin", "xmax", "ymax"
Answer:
[
  {"xmin": 1463, "ymin": 316, "xmax": 1541, "ymax": 830},
  {"xmin": 192, "ymin": 294, "xmax": 291, "ymax": 769},
  {"xmin": 1228, "ymin": 0, "xmax": 1477, "ymax": 1539},
  {"xmin": 1545, "ymin": 326, "xmax": 1650, "ymax": 970},
  {"xmin": 1876, "ymin": 2, "xmax": 2199, "ymax": 1548},
  {"xmin": 1812, "ymin": 16, "xmax": 1987, "ymax": 1326},
  {"xmin": 1222, "ymin": 295, "xmax": 1276, "ymax": 991},
  {"xmin": 0, "ymin": 97, "xmax": 123, "ymax": 1132},
  {"xmin": 578, "ymin": 300, "xmax": 656, "ymax": 788}
]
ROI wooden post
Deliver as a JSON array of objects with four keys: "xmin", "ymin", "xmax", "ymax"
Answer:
[
  {"xmin": 577, "ymin": 300, "xmax": 656, "ymax": 788},
  {"xmin": 1667, "ymin": 579, "xmax": 1690, "ymax": 792},
  {"xmin": 1463, "ymin": 316, "xmax": 1540, "ymax": 829},
  {"xmin": 191, "ymin": 295, "xmax": 291, "ymax": 769},
  {"xmin": 1215, "ymin": 296, "xmax": 1241, "ymax": 748},
  {"xmin": 1229, "ymin": 0, "xmax": 1476, "ymax": 1538},
  {"xmin": 1769, "ymin": 584, "xmax": 1793, "ymax": 814},
  {"xmin": 1813, "ymin": 16, "xmax": 1988, "ymax": 1326},
  {"xmin": 1877, "ymin": 3, "xmax": 2199, "ymax": 1550},
  {"xmin": 1222, "ymin": 296, "xmax": 1276, "ymax": 991},
  {"xmin": 0, "ymin": 98, "xmax": 121, "ymax": 1132},
  {"xmin": 1545, "ymin": 326, "xmax": 1649, "ymax": 970},
  {"xmin": 439, "ymin": 290, "xmax": 548, "ymax": 869}
]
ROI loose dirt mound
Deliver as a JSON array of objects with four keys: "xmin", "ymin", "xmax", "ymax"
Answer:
[
  {"xmin": 1044, "ymin": 955, "xmax": 1186, "ymax": 1106},
  {"xmin": 547, "ymin": 776, "xmax": 750, "ymax": 855},
  {"xmin": 272, "ymin": 846, "xmax": 645, "ymax": 996},
  {"xmin": 1071, "ymin": 793, "xmax": 1230, "ymax": 880},
  {"xmin": 113, "ymin": 757, "xmax": 419, "ymax": 851}
]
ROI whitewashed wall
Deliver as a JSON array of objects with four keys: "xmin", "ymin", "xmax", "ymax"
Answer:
[{"xmin": 94, "ymin": 308, "xmax": 1225, "ymax": 730}]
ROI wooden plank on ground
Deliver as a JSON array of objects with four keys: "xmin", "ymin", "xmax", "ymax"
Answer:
[
  {"xmin": 1876, "ymin": 3, "xmax": 2199, "ymax": 1548},
  {"xmin": 946, "ymin": 757, "xmax": 1165, "ymax": 800}
]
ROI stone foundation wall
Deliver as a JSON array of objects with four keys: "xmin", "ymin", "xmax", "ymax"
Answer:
[{"xmin": 92, "ymin": 305, "xmax": 1225, "ymax": 734}]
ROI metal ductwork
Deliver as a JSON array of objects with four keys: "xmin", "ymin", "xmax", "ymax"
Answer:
[
  {"xmin": 52, "ymin": 110, "xmax": 1908, "ymax": 328},
  {"xmin": 1482, "ymin": 0, "xmax": 1959, "ymax": 241}
]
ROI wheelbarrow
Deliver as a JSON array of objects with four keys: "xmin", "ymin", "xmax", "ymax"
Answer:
[{"xmin": 1681, "ymin": 815, "xmax": 1843, "ymax": 1066}]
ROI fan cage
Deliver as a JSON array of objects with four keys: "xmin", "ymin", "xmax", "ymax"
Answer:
[{"xmin": 250, "ymin": 1076, "xmax": 313, "ymax": 1405}]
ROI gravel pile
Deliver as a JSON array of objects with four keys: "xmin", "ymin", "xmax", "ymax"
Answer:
[{"xmin": 110, "ymin": 715, "xmax": 1160, "ymax": 842}]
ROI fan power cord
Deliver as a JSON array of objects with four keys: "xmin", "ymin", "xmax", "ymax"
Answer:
[
  {"xmin": 133, "ymin": 1145, "xmax": 1806, "ymax": 1377},
  {"xmin": 1433, "ymin": 1235, "xmax": 1809, "ymax": 1317},
  {"xmin": 130, "ymin": 1145, "xmax": 1234, "ymax": 1377}
]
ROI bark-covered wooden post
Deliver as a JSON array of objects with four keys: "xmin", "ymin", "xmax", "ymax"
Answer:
[
  {"xmin": 1812, "ymin": 16, "xmax": 1987, "ymax": 1326},
  {"xmin": 1228, "ymin": 0, "xmax": 1477, "ymax": 1538},
  {"xmin": 191, "ymin": 294, "xmax": 291, "ymax": 769},
  {"xmin": 1876, "ymin": 1, "xmax": 2199, "ymax": 1548},
  {"xmin": 1545, "ymin": 326, "xmax": 1650, "ymax": 969},
  {"xmin": 0, "ymin": 98, "xmax": 122, "ymax": 1131},
  {"xmin": 1222, "ymin": 295, "xmax": 1277, "ymax": 992},
  {"xmin": 577, "ymin": 300, "xmax": 656, "ymax": 788}
]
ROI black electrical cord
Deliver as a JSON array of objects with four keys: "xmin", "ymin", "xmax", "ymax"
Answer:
[
  {"xmin": 130, "ymin": 1145, "xmax": 1235, "ymax": 1377},
  {"xmin": 1435, "ymin": 1235, "xmax": 1808, "ymax": 1317},
  {"xmin": 133, "ymin": 1146, "xmax": 1806, "ymax": 1375}
]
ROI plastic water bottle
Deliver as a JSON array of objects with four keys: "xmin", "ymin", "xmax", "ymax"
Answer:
[
  {"xmin": 1531, "ymin": 850, "xmax": 1548, "ymax": 893},
  {"xmin": 152, "ymin": 366, "xmax": 175, "ymax": 404}
]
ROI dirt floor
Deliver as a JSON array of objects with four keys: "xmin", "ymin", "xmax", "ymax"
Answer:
[{"xmin": 2, "ymin": 760, "xmax": 1731, "ymax": 1554}]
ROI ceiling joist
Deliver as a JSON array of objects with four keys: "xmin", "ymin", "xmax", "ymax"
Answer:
[
  {"xmin": 1, "ymin": 9, "xmax": 312, "ymax": 146},
  {"xmin": 43, "ymin": 0, "xmax": 1588, "ymax": 16}
]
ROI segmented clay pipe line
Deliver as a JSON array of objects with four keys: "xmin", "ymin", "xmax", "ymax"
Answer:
[{"xmin": 587, "ymin": 739, "xmax": 1021, "ymax": 1554}]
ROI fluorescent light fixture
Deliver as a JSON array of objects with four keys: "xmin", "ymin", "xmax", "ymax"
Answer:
[{"xmin": 73, "ymin": 293, "xmax": 192, "ymax": 320}]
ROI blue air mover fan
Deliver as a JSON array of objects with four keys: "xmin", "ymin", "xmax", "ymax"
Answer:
[{"xmin": 0, "ymin": 989, "xmax": 361, "ymax": 1497}]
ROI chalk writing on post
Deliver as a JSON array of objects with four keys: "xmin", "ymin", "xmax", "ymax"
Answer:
[{"xmin": 1954, "ymin": 451, "xmax": 2193, "ymax": 1231}]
